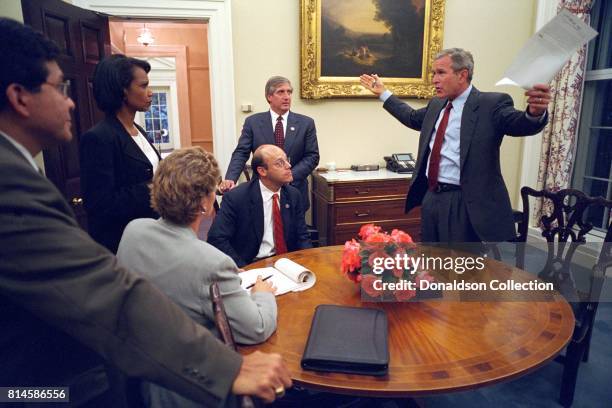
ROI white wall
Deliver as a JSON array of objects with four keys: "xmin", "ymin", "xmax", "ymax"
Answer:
[
  {"xmin": 0, "ymin": 0, "xmax": 23, "ymax": 21},
  {"xmin": 231, "ymin": 0, "xmax": 539, "ymax": 207}
]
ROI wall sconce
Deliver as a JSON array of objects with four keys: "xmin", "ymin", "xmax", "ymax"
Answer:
[{"xmin": 137, "ymin": 23, "xmax": 155, "ymax": 46}]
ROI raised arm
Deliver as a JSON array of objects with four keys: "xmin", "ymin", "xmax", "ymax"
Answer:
[
  {"xmin": 493, "ymin": 90, "xmax": 548, "ymax": 137},
  {"xmin": 360, "ymin": 73, "xmax": 427, "ymax": 131},
  {"xmin": 525, "ymin": 83, "xmax": 551, "ymax": 117},
  {"xmin": 359, "ymin": 73, "xmax": 385, "ymax": 97}
]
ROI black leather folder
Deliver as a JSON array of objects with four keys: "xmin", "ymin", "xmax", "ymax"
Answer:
[{"xmin": 301, "ymin": 305, "xmax": 389, "ymax": 376}]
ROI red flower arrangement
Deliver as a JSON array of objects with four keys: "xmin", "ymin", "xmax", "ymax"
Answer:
[{"xmin": 341, "ymin": 223, "xmax": 433, "ymax": 301}]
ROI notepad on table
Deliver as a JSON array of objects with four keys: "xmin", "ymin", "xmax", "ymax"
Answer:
[{"xmin": 240, "ymin": 258, "xmax": 316, "ymax": 296}]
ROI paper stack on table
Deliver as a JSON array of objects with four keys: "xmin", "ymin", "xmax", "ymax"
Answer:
[{"xmin": 496, "ymin": 9, "xmax": 598, "ymax": 89}]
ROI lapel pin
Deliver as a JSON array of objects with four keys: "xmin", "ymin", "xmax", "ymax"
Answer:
[
  {"xmin": 285, "ymin": 204, "xmax": 290, "ymax": 209},
  {"xmin": 290, "ymin": 126, "xmax": 295, "ymax": 131}
]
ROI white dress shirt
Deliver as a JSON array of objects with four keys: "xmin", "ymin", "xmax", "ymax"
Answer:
[
  {"xmin": 256, "ymin": 180, "xmax": 282, "ymax": 259},
  {"xmin": 425, "ymin": 85, "xmax": 472, "ymax": 185},
  {"xmin": 270, "ymin": 110, "xmax": 289, "ymax": 138}
]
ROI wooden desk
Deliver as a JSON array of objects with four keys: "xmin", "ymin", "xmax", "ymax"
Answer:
[
  {"xmin": 311, "ymin": 169, "xmax": 419, "ymax": 246},
  {"xmin": 240, "ymin": 246, "xmax": 574, "ymax": 397}
]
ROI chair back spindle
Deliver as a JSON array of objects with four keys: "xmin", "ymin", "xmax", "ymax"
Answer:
[{"xmin": 209, "ymin": 283, "xmax": 260, "ymax": 408}]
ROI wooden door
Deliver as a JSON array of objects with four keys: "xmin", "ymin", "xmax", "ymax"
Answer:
[{"xmin": 22, "ymin": 0, "xmax": 110, "ymax": 229}]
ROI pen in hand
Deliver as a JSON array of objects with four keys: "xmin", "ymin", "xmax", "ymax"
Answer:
[{"xmin": 246, "ymin": 275, "xmax": 273, "ymax": 290}]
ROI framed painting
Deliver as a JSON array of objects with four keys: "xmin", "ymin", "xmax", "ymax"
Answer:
[{"xmin": 300, "ymin": 0, "xmax": 445, "ymax": 99}]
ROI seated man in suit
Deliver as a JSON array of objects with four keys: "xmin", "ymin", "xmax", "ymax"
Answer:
[
  {"xmin": 219, "ymin": 76, "xmax": 319, "ymax": 212},
  {"xmin": 209, "ymin": 144, "xmax": 312, "ymax": 267}
]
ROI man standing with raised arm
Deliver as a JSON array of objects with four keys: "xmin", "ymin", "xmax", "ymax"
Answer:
[{"xmin": 360, "ymin": 48, "xmax": 551, "ymax": 244}]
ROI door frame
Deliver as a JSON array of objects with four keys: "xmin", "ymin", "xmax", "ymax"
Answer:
[{"xmin": 73, "ymin": 0, "xmax": 237, "ymax": 174}]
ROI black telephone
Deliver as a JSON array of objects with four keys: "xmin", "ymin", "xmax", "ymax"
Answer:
[{"xmin": 384, "ymin": 153, "xmax": 416, "ymax": 173}]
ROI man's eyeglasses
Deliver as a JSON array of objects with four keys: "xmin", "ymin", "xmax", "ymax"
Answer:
[
  {"xmin": 271, "ymin": 158, "xmax": 291, "ymax": 168},
  {"xmin": 45, "ymin": 80, "xmax": 71, "ymax": 97}
]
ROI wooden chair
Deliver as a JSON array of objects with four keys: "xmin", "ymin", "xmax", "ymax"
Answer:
[
  {"xmin": 516, "ymin": 187, "xmax": 612, "ymax": 407},
  {"xmin": 243, "ymin": 164, "xmax": 252, "ymax": 181},
  {"xmin": 209, "ymin": 283, "xmax": 261, "ymax": 408}
]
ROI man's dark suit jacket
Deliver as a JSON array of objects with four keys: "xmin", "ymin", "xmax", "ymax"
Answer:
[
  {"xmin": 0, "ymin": 135, "xmax": 241, "ymax": 407},
  {"xmin": 208, "ymin": 179, "xmax": 312, "ymax": 267},
  {"xmin": 80, "ymin": 116, "xmax": 160, "ymax": 253},
  {"xmin": 225, "ymin": 111, "xmax": 319, "ymax": 211},
  {"xmin": 383, "ymin": 87, "xmax": 547, "ymax": 242}
]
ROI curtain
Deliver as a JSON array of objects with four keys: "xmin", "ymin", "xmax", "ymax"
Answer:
[{"xmin": 533, "ymin": 0, "xmax": 595, "ymax": 223}]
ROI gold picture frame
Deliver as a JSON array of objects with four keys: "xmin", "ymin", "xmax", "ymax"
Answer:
[{"xmin": 300, "ymin": 0, "xmax": 445, "ymax": 99}]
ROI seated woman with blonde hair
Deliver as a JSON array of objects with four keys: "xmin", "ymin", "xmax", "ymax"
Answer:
[{"xmin": 117, "ymin": 146, "xmax": 276, "ymax": 408}]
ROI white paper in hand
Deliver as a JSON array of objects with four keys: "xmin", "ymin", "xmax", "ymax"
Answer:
[{"xmin": 496, "ymin": 9, "xmax": 598, "ymax": 89}]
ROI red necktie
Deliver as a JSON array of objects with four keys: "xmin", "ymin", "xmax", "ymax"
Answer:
[
  {"xmin": 428, "ymin": 102, "xmax": 453, "ymax": 190},
  {"xmin": 272, "ymin": 193, "xmax": 287, "ymax": 255},
  {"xmin": 274, "ymin": 116, "xmax": 284, "ymax": 148}
]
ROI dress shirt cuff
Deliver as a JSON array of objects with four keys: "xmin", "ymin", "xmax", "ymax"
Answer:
[
  {"xmin": 525, "ymin": 109, "xmax": 547, "ymax": 123},
  {"xmin": 380, "ymin": 90, "xmax": 392, "ymax": 103}
]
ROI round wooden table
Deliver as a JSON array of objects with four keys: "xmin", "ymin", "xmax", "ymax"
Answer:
[{"xmin": 240, "ymin": 246, "xmax": 574, "ymax": 397}]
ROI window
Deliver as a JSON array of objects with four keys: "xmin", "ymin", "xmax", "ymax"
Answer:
[
  {"xmin": 143, "ymin": 88, "xmax": 172, "ymax": 151},
  {"xmin": 572, "ymin": 0, "xmax": 612, "ymax": 232}
]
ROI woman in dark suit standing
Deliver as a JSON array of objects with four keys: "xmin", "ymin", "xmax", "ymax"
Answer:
[{"xmin": 80, "ymin": 54, "xmax": 161, "ymax": 253}]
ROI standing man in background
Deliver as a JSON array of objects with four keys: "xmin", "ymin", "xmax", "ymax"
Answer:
[
  {"xmin": 360, "ymin": 48, "xmax": 551, "ymax": 244},
  {"xmin": 221, "ymin": 76, "xmax": 319, "ymax": 212}
]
